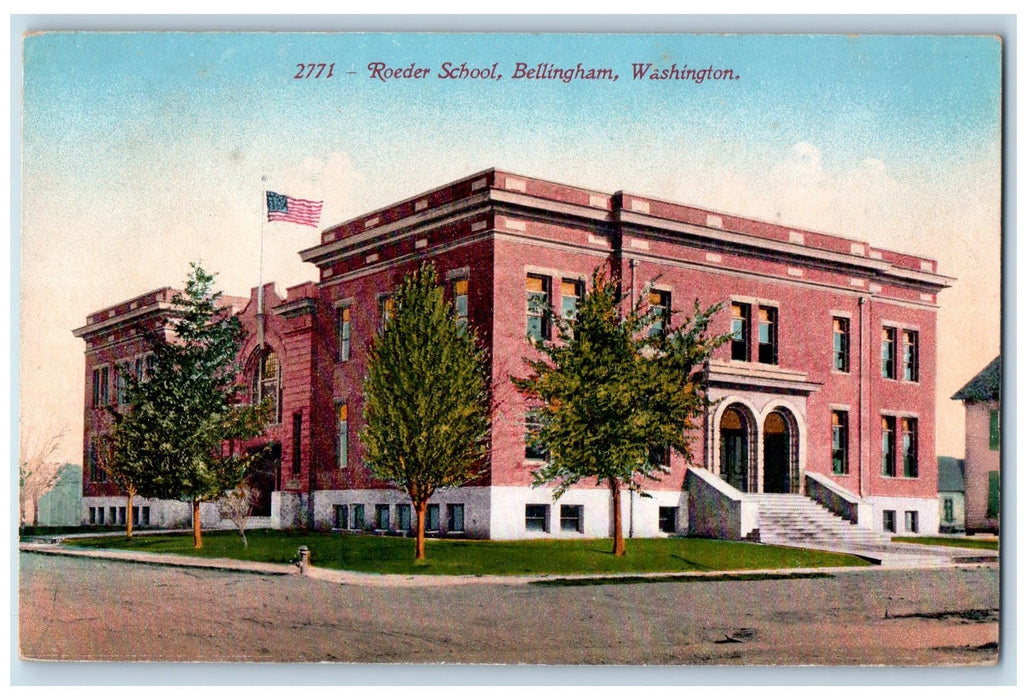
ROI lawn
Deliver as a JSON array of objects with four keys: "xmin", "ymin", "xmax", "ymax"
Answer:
[
  {"xmin": 892, "ymin": 536, "xmax": 999, "ymax": 551},
  {"xmin": 65, "ymin": 529, "xmax": 870, "ymax": 575}
]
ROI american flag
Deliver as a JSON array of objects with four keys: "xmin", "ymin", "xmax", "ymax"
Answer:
[{"xmin": 266, "ymin": 191, "xmax": 323, "ymax": 227}]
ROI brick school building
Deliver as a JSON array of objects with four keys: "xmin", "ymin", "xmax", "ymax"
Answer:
[{"xmin": 74, "ymin": 169, "xmax": 951, "ymax": 539}]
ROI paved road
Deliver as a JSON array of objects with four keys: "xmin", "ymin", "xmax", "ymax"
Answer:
[{"xmin": 18, "ymin": 552, "xmax": 999, "ymax": 666}]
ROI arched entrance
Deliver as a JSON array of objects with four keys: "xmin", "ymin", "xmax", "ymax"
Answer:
[
  {"xmin": 763, "ymin": 409, "xmax": 798, "ymax": 493},
  {"xmin": 719, "ymin": 405, "xmax": 756, "ymax": 492},
  {"xmin": 246, "ymin": 443, "xmax": 280, "ymax": 517}
]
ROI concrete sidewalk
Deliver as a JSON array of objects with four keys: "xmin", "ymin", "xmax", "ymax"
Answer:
[{"xmin": 18, "ymin": 539, "xmax": 998, "ymax": 589}]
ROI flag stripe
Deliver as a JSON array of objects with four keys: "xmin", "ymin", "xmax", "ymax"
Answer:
[{"xmin": 266, "ymin": 191, "xmax": 323, "ymax": 227}]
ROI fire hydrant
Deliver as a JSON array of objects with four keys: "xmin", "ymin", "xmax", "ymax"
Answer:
[{"xmin": 296, "ymin": 545, "xmax": 310, "ymax": 575}]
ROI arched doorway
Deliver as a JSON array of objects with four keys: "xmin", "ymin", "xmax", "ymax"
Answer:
[
  {"xmin": 719, "ymin": 406, "xmax": 755, "ymax": 492},
  {"xmin": 763, "ymin": 410, "xmax": 798, "ymax": 493},
  {"xmin": 246, "ymin": 443, "xmax": 280, "ymax": 517}
]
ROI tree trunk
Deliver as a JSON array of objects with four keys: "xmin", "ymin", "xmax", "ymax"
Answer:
[
  {"xmin": 126, "ymin": 491, "xmax": 134, "ymax": 538},
  {"xmin": 610, "ymin": 478, "xmax": 625, "ymax": 556},
  {"xmin": 32, "ymin": 496, "xmax": 39, "ymax": 527},
  {"xmin": 192, "ymin": 499, "xmax": 203, "ymax": 549},
  {"xmin": 414, "ymin": 500, "xmax": 427, "ymax": 561}
]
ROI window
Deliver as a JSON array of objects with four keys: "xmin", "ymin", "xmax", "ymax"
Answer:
[
  {"xmin": 882, "ymin": 327, "xmax": 897, "ymax": 379},
  {"xmin": 659, "ymin": 506, "xmax": 678, "ymax": 534},
  {"xmin": 88, "ymin": 438, "xmax": 107, "ymax": 483},
  {"xmin": 559, "ymin": 505, "xmax": 582, "ymax": 533},
  {"xmin": 524, "ymin": 410, "xmax": 547, "ymax": 461},
  {"xmin": 336, "ymin": 403, "xmax": 348, "ymax": 469},
  {"xmin": 118, "ymin": 507, "xmax": 127, "ymax": 525},
  {"xmin": 396, "ymin": 504, "xmax": 411, "ymax": 532},
  {"xmin": 109, "ymin": 507, "xmax": 117, "ymax": 525},
  {"xmin": 115, "ymin": 363, "xmax": 130, "ymax": 404},
  {"xmin": 901, "ymin": 417, "xmax": 918, "ymax": 478},
  {"xmin": 904, "ymin": 510, "xmax": 919, "ymax": 533},
  {"xmin": 375, "ymin": 504, "xmax": 390, "ymax": 530},
  {"xmin": 943, "ymin": 498, "xmax": 954, "ymax": 523},
  {"xmin": 881, "ymin": 416, "xmax": 896, "ymax": 477},
  {"xmin": 253, "ymin": 351, "xmax": 281, "ymax": 424},
  {"xmin": 526, "ymin": 274, "xmax": 551, "ymax": 341},
  {"xmin": 447, "ymin": 504, "xmax": 465, "ymax": 532},
  {"xmin": 648, "ymin": 289, "xmax": 671, "ymax": 337},
  {"xmin": 883, "ymin": 510, "xmax": 896, "ymax": 533},
  {"xmin": 453, "ymin": 278, "xmax": 469, "ymax": 331},
  {"xmin": 92, "ymin": 366, "xmax": 110, "ymax": 407},
  {"xmin": 378, "ymin": 295, "xmax": 395, "ymax": 331},
  {"xmin": 833, "ymin": 317, "xmax": 850, "ymax": 372},
  {"xmin": 989, "ymin": 409, "xmax": 1000, "ymax": 451},
  {"xmin": 291, "ymin": 412, "xmax": 302, "ymax": 475},
  {"xmin": 96, "ymin": 507, "xmax": 105, "ymax": 525},
  {"xmin": 525, "ymin": 504, "xmax": 549, "ymax": 532},
  {"xmin": 89, "ymin": 507, "xmax": 96, "ymax": 525},
  {"xmin": 648, "ymin": 444, "xmax": 670, "ymax": 467},
  {"xmin": 757, "ymin": 306, "xmax": 778, "ymax": 364},
  {"xmin": 140, "ymin": 506, "xmax": 150, "ymax": 526},
  {"xmin": 831, "ymin": 410, "xmax": 849, "ymax": 475},
  {"xmin": 351, "ymin": 504, "xmax": 365, "ymax": 530},
  {"xmin": 134, "ymin": 353, "xmax": 154, "ymax": 383},
  {"xmin": 730, "ymin": 303, "xmax": 751, "ymax": 361},
  {"xmin": 561, "ymin": 279, "xmax": 583, "ymax": 320},
  {"xmin": 426, "ymin": 504, "xmax": 440, "ymax": 532},
  {"xmin": 132, "ymin": 506, "xmax": 139, "ymax": 526},
  {"xmin": 333, "ymin": 504, "xmax": 349, "ymax": 530},
  {"xmin": 902, "ymin": 330, "xmax": 919, "ymax": 382},
  {"xmin": 336, "ymin": 307, "xmax": 351, "ymax": 361},
  {"xmin": 987, "ymin": 471, "xmax": 1000, "ymax": 518}
]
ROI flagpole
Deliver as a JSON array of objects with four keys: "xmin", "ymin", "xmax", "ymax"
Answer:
[{"xmin": 258, "ymin": 175, "xmax": 267, "ymax": 348}]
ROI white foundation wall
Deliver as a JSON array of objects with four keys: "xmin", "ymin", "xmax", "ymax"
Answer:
[
  {"xmin": 311, "ymin": 487, "xmax": 492, "ymax": 538},
  {"xmin": 81, "ymin": 496, "xmax": 222, "ymax": 528},
  {"xmin": 488, "ymin": 486, "xmax": 688, "ymax": 540},
  {"xmin": 866, "ymin": 495, "xmax": 940, "ymax": 536},
  {"xmin": 272, "ymin": 491, "xmax": 304, "ymax": 529}
]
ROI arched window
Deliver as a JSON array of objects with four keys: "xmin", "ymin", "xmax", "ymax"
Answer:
[{"xmin": 252, "ymin": 350, "xmax": 282, "ymax": 424}]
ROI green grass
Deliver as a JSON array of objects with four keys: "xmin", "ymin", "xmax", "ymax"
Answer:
[
  {"xmin": 65, "ymin": 529, "xmax": 870, "ymax": 576},
  {"xmin": 892, "ymin": 536, "xmax": 999, "ymax": 551}
]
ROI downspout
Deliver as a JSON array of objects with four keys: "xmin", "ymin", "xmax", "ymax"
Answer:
[{"xmin": 629, "ymin": 257, "xmax": 637, "ymax": 539}]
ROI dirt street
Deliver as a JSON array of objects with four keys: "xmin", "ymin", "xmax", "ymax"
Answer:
[{"xmin": 18, "ymin": 552, "xmax": 999, "ymax": 666}]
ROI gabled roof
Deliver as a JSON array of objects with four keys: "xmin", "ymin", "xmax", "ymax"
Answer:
[
  {"xmin": 952, "ymin": 356, "xmax": 1001, "ymax": 403},
  {"xmin": 937, "ymin": 456, "xmax": 966, "ymax": 492}
]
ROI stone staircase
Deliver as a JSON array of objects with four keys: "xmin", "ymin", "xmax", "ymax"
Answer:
[{"xmin": 753, "ymin": 493, "xmax": 892, "ymax": 551}]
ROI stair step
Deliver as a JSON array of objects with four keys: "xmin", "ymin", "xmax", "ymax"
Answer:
[{"xmin": 754, "ymin": 493, "xmax": 888, "ymax": 551}]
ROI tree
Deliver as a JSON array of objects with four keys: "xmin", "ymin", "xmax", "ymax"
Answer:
[
  {"xmin": 114, "ymin": 264, "xmax": 268, "ymax": 548},
  {"xmin": 513, "ymin": 268, "xmax": 729, "ymax": 556},
  {"xmin": 218, "ymin": 482, "xmax": 259, "ymax": 547},
  {"xmin": 360, "ymin": 263, "xmax": 491, "ymax": 561},
  {"xmin": 19, "ymin": 426, "xmax": 69, "ymax": 527}
]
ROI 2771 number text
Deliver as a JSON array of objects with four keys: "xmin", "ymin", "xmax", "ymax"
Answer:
[{"xmin": 294, "ymin": 63, "xmax": 335, "ymax": 79}]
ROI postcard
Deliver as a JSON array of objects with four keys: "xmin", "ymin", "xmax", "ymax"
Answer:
[{"xmin": 16, "ymin": 24, "xmax": 1004, "ymax": 676}]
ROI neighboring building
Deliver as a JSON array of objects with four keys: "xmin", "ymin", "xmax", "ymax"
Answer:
[
  {"xmin": 937, "ymin": 456, "xmax": 966, "ymax": 534},
  {"xmin": 35, "ymin": 463, "xmax": 83, "ymax": 527},
  {"xmin": 952, "ymin": 356, "xmax": 1001, "ymax": 534},
  {"xmin": 74, "ymin": 169, "xmax": 952, "ymax": 539}
]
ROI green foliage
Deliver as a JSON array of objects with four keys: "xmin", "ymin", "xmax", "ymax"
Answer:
[
  {"xmin": 360, "ymin": 263, "xmax": 491, "ymax": 505},
  {"xmin": 514, "ymin": 268, "xmax": 730, "ymax": 498},
  {"xmin": 110, "ymin": 263, "xmax": 268, "ymax": 504}
]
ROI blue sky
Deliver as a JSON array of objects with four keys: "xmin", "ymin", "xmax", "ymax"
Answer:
[{"xmin": 20, "ymin": 31, "xmax": 1002, "ymax": 462}]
